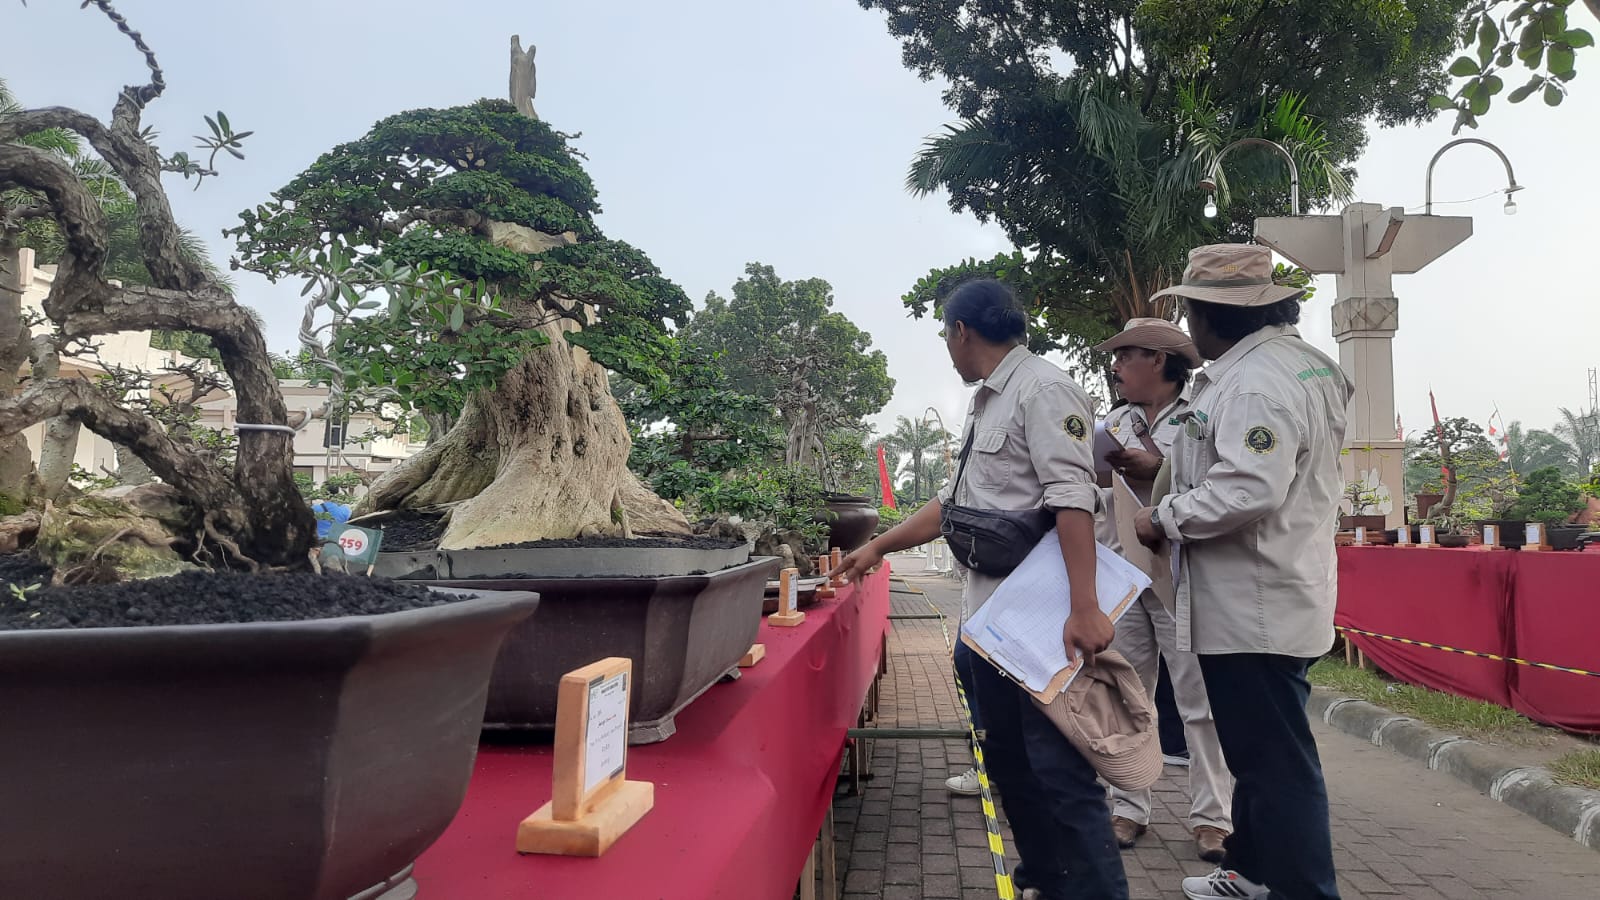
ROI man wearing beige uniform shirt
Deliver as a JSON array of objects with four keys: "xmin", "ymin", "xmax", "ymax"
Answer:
[
  {"xmin": 1092, "ymin": 318, "xmax": 1233, "ymax": 865},
  {"xmin": 1134, "ymin": 245, "xmax": 1352, "ymax": 900}
]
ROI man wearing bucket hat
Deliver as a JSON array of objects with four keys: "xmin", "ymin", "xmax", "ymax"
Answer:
[
  {"xmin": 1133, "ymin": 244, "xmax": 1352, "ymax": 900},
  {"xmin": 1091, "ymin": 319, "xmax": 1234, "ymax": 865}
]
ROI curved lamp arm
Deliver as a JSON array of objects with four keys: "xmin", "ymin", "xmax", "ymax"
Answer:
[
  {"xmin": 1199, "ymin": 137, "xmax": 1301, "ymax": 217},
  {"xmin": 1424, "ymin": 138, "xmax": 1523, "ymax": 216}
]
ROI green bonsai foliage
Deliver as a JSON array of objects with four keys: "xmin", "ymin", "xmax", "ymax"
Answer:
[
  {"xmin": 231, "ymin": 100, "xmax": 690, "ymax": 427},
  {"xmin": 1504, "ymin": 466, "xmax": 1585, "ymax": 526}
]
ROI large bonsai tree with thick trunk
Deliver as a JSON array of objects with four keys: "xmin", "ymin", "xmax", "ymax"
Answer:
[
  {"xmin": 0, "ymin": 2, "xmax": 314, "ymax": 569},
  {"xmin": 233, "ymin": 77, "xmax": 693, "ymax": 549}
]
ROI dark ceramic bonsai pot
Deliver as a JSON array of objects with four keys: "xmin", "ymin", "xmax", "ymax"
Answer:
[
  {"xmin": 1480, "ymin": 518, "xmax": 1529, "ymax": 549},
  {"xmin": 426, "ymin": 556, "xmax": 779, "ymax": 743},
  {"xmin": 0, "ymin": 588, "xmax": 539, "ymax": 900},
  {"xmin": 819, "ymin": 493, "xmax": 880, "ymax": 552}
]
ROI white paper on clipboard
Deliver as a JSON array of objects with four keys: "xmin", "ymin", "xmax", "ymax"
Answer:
[{"xmin": 1112, "ymin": 472, "xmax": 1176, "ymax": 613}]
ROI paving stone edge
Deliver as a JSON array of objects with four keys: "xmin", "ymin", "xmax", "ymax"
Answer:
[{"xmin": 1308, "ymin": 687, "xmax": 1600, "ymax": 852}]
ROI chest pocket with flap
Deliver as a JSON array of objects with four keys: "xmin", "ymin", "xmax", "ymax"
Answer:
[{"xmin": 969, "ymin": 428, "xmax": 1011, "ymax": 490}]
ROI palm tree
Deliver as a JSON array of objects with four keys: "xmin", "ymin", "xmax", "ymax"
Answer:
[
  {"xmin": 1554, "ymin": 407, "xmax": 1600, "ymax": 476},
  {"xmin": 908, "ymin": 79, "xmax": 1349, "ymax": 370},
  {"xmin": 1505, "ymin": 421, "xmax": 1580, "ymax": 476},
  {"xmin": 882, "ymin": 415, "xmax": 952, "ymax": 504}
]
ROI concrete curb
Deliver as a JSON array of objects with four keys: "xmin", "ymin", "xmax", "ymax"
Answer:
[{"xmin": 1309, "ymin": 688, "xmax": 1600, "ymax": 852}]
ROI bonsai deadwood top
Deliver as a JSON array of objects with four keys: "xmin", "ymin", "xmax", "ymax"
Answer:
[{"xmin": 0, "ymin": 2, "xmax": 314, "ymax": 567}]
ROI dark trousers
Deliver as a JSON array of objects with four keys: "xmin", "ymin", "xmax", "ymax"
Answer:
[
  {"xmin": 954, "ymin": 639, "xmax": 983, "ymax": 732},
  {"xmin": 970, "ymin": 655, "xmax": 1128, "ymax": 900},
  {"xmin": 1199, "ymin": 653, "xmax": 1341, "ymax": 900},
  {"xmin": 1155, "ymin": 655, "xmax": 1188, "ymax": 758}
]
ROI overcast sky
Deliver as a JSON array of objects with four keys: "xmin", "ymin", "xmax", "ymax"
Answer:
[{"xmin": 7, "ymin": 0, "xmax": 1597, "ymax": 445}]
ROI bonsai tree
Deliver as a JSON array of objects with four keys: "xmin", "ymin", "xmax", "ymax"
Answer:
[
  {"xmin": 232, "ymin": 44, "xmax": 695, "ymax": 550},
  {"xmin": 0, "ymin": 2, "xmax": 314, "ymax": 571},
  {"xmin": 1504, "ymin": 466, "xmax": 1585, "ymax": 527}
]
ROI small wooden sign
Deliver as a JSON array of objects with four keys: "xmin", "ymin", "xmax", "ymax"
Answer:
[
  {"xmin": 1353, "ymin": 526, "xmax": 1369, "ymax": 546},
  {"xmin": 1524, "ymin": 523, "xmax": 1550, "ymax": 552},
  {"xmin": 517, "ymin": 658, "xmax": 654, "ymax": 857},
  {"xmin": 1482, "ymin": 524, "xmax": 1501, "ymax": 549},
  {"xmin": 1394, "ymin": 524, "xmax": 1411, "ymax": 547},
  {"xmin": 828, "ymin": 548, "xmax": 845, "ymax": 587},
  {"xmin": 815, "ymin": 556, "xmax": 837, "ymax": 599},
  {"xmin": 768, "ymin": 567, "xmax": 806, "ymax": 627},
  {"xmin": 1418, "ymin": 524, "xmax": 1438, "ymax": 548}
]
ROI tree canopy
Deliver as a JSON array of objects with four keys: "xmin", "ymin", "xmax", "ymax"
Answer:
[
  {"xmin": 680, "ymin": 263, "xmax": 893, "ymax": 486},
  {"xmin": 862, "ymin": 0, "xmax": 1475, "ymax": 383}
]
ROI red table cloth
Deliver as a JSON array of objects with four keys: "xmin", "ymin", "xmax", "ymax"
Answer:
[
  {"xmin": 413, "ymin": 563, "xmax": 892, "ymax": 899},
  {"xmin": 1506, "ymin": 551, "xmax": 1600, "ymax": 732},
  {"xmin": 1336, "ymin": 547, "xmax": 1516, "ymax": 708}
]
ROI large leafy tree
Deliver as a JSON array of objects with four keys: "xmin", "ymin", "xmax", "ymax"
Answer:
[
  {"xmin": 1504, "ymin": 420, "xmax": 1579, "ymax": 475},
  {"xmin": 1553, "ymin": 405, "xmax": 1600, "ymax": 474},
  {"xmin": 863, "ymin": 0, "xmax": 1473, "ymax": 380},
  {"xmin": 234, "ymin": 99, "xmax": 695, "ymax": 548},
  {"xmin": 679, "ymin": 263, "xmax": 894, "ymax": 490},
  {"xmin": 1432, "ymin": 0, "xmax": 1597, "ymax": 131}
]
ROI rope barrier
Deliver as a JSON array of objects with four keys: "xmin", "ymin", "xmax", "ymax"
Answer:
[
  {"xmin": 1336, "ymin": 626, "xmax": 1600, "ymax": 679},
  {"xmin": 903, "ymin": 578, "xmax": 1017, "ymax": 900}
]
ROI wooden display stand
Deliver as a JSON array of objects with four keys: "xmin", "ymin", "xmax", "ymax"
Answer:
[
  {"xmin": 1417, "ymin": 524, "xmax": 1439, "ymax": 548},
  {"xmin": 738, "ymin": 643, "xmax": 766, "ymax": 667},
  {"xmin": 815, "ymin": 556, "xmax": 836, "ymax": 600},
  {"xmin": 1481, "ymin": 524, "xmax": 1503, "ymax": 550},
  {"xmin": 1523, "ymin": 523, "xmax": 1551, "ymax": 552},
  {"xmin": 1394, "ymin": 523, "xmax": 1412, "ymax": 547},
  {"xmin": 1351, "ymin": 526, "xmax": 1370, "ymax": 546},
  {"xmin": 768, "ymin": 567, "xmax": 806, "ymax": 627},
  {"xmin": 517, "ymin": 657, "xmax": 654, "ymax": 857}
]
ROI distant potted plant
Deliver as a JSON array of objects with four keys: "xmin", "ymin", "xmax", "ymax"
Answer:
[
  {"xmin": 1340, "ymin": 482, "xmax": 1387, "ymax": 534},
  {"xmin": 1476, "ymin": 471, "xmax": 1528, "ymax": 548},
  {"xmin": 1413, "ymin": 482, "xmax": 1445, "ymax": 521},
  {"xmin": 1503, "ymin": 467, "xmax": 1587, "ymax": 549}
]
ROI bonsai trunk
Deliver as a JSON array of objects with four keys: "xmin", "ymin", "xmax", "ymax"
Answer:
[
  {"xmin": 0, "ymin": 244, "xmax": 36, "ymax": 500},
  {"xmin": 361, "ymin": 314, "xmax": 688, "ymax": 548}
]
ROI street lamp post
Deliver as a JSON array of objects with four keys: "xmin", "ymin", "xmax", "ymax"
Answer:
[
  {"xmin": 1199, "ymin": 137, "xmax": 1302, "ymax": 218},
  {"xmin": 1250, "ymin": 141, "xmax": 1521, "ymax": 527},
  {"xmin": 1423, "ymin": 138, "xmax": 1523, "ymax": 216}
]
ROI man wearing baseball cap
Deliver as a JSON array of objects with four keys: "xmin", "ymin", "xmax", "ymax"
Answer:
[
  {"xmin": 1133, "ymin": 244, "xmax": 1352, "ymax": 900},
  {"xmin": 1092, "ymin": 319, "xmax": 1234, "ymax": 866}
]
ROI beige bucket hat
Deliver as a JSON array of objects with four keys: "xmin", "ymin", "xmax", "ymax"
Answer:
[
  {"xmin": 1151, "ymin": 243, "xmax": 1306, "ymax": 308},
  {"xmin": 1030, "ymin": 650, "xmax": 1162, "ymax": 791},
  {"xmin": 1093, "ymin": 318, "xmax": 1202, "ymax": 369}
]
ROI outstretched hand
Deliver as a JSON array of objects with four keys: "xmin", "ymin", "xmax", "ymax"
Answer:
[{"xmin": 828, "ymin": 544, "xmax": 884, "ymax": 584}]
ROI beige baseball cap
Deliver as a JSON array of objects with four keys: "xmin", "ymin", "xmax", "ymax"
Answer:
[
  {"xmin": 1031, "ymin": 650, "xmax": 1163, "ymax": 791},
  {"xmin": 1093, "ymin": 318, "xmax": 1202, "ymax": 368},
  {"xmin": 1151, "ymin": 243, "xmax": 1306, "ymax": 308}
]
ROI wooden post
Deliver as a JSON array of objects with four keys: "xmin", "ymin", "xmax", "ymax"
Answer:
[
  {"xmin": 738, "ymin": 644, "xmax": 766, "ymax": 667},
  {"xmin": 815, "ymin": 556, "xmax": 836, "ymax": 599},
  {"xmin": 517, "ymin": 658, "xmax": 654, "ymax": 856},
  {"xmin": 768, "ymin": 567, "xmax": 806, "ymax": 627}
]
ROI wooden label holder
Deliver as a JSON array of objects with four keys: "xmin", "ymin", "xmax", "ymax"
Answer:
[
  {"xmin": 517, "ymin": 657, "xmax": 654, "ymax": 857},
  {"xmin": 1524, "ymin": 523, "xmax": 1550, "ymax": 552},
  {"xmin": 815, "ymin": 556, "xmax": 836, "ymax": 599},
  {"xmin": 768, "ymin": 567, "xmax": 806, "ymax": 626},
  {"xmin": 1481, "ymin": 523, "xmax": 1501, "ymax": 550},
  {"xmin": 1394, "ymin": 523, "xmax": 1411, "ymax": 547},
  {"xmin": 1417, "ymin": 524, "xmax": 1438, "ymax": 548},
  {"xmin": 1352, "ymin": 526, "xmax": 1369, "ymax": 546}
]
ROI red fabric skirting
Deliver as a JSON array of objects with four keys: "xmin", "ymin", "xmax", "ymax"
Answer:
[
  {"xmin": 1336, "ymin": 547, "xmax": 1515, "ymax": 708},
  {"xmin": 1336, "ymin": 546, "xmax": 1600, "ymax": 733},
  {"xmin": 1507, "ymin": 552, "xmax": 1600, "ymax": 732},
  {"xmin": 412, "ymin": 563, "xmax": 892, "ymax": 898}
]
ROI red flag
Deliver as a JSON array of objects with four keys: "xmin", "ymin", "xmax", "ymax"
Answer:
[{"xmin": 877, "ymin": 444, "xmax": 897, "ymax": 510}]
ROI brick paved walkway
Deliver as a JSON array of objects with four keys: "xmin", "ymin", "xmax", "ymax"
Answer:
[{"xmin": 828, "ymin": 557, "xmax": 1600, "ymax": 899}]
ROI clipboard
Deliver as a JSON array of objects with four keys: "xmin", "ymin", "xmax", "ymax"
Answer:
[
  {"xmin": 1112, "ymin": 472, "xmax": 1176, "ymax": 613},
  {"xmin": 958, "ymin": 584, "xmax": 1141, "ymax": 703}
]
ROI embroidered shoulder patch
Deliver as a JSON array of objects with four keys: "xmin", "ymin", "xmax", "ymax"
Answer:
[
  {"xmin": 1063, "ymin": 415, "xmax": 1088, "ymax": 441},
  {"xmin": 1245, "ymin": 426, "xmax": 1277, "ymax": 454}
]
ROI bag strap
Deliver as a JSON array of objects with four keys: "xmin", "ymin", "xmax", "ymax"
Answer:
[
  {"xmin": 1129, "ymin": 410, "xmax": 1163, "ymax": 457},
  {"xmin": 949, "ymin": 427, "xmax": 977, "ymax": 502}
]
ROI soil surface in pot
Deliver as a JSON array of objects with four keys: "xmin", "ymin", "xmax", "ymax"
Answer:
[
  {"xmin": 482, "ymin": 533, "xmax": 745, "ymax": 551},
  {"xmin": 0, "ymin": 558, "xmax": 457, "ymax": 631},
  {"xmin": 375, "ymin": 511, "xmax": 449, "ymax": 551}
]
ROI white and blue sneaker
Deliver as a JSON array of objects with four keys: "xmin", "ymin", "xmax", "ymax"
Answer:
[
  {"xmin": 1182, "ymin": 867, "xmax": 1270, "ymax": 899},
  {"xmin": 945, "ymin": 767, "xmax": 981, "ymax": 796}
]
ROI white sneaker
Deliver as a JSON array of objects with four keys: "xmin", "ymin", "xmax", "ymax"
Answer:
[
  {"xmin": 1164, "ymin": 753, "xmax": 1192, "ymax": 768},
  {"xmin": 945, "ymin": 767, "xmax": 981, "ymax": 796},
  {"xmin": 1182, "ymin": 867, "xmax": 1270, "ymax": 899}
]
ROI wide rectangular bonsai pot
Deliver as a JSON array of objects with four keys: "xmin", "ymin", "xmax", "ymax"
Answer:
[
  {"xmin": 0, "ymin": 588, "xmax": 538, "ymax": 900},
  {"xmin": 425, "ymin": 556, "xmax": 780, "ymax": 743}
]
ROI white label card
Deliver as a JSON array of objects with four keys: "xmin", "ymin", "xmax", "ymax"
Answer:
[
  {"xmin": 1526, "ymin": 524, "xmax": 1542, "ymax": 545},
  {"xmin": 583, "ymin": 672, "xmax": 628, "ymax": 795},
  {"xmin": 1419, "ymin": 525, "xmax": 1435, "ymax": 545},
  {"xmin": 1354, "ymin": 527, "xmax": 1367, "ymax": 543},
  {"xmin": 784, "ymin": 576, "xmax": 798, "ymax": 613},
  {"xmin": 1484, "ymin": 525, "xmax": 1498, "ymax": 545},
  {"xmin": 1395, "ymin": 525, "xmax": 1410, "ymax": 544}
]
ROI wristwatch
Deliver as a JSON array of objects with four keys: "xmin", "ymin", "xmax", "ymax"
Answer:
[{"xmin": 1149, "ymin": 505, "xmax": 1163, "ymax": 530}]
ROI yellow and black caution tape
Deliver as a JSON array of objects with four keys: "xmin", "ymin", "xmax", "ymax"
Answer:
[
  {"xmin": 1336, "ymin": 626, "xmax": 1600, "ymax": 678},
  {"xmin": 902, "ymin": 578, "xmax": 1017, "ymax": 900}
]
